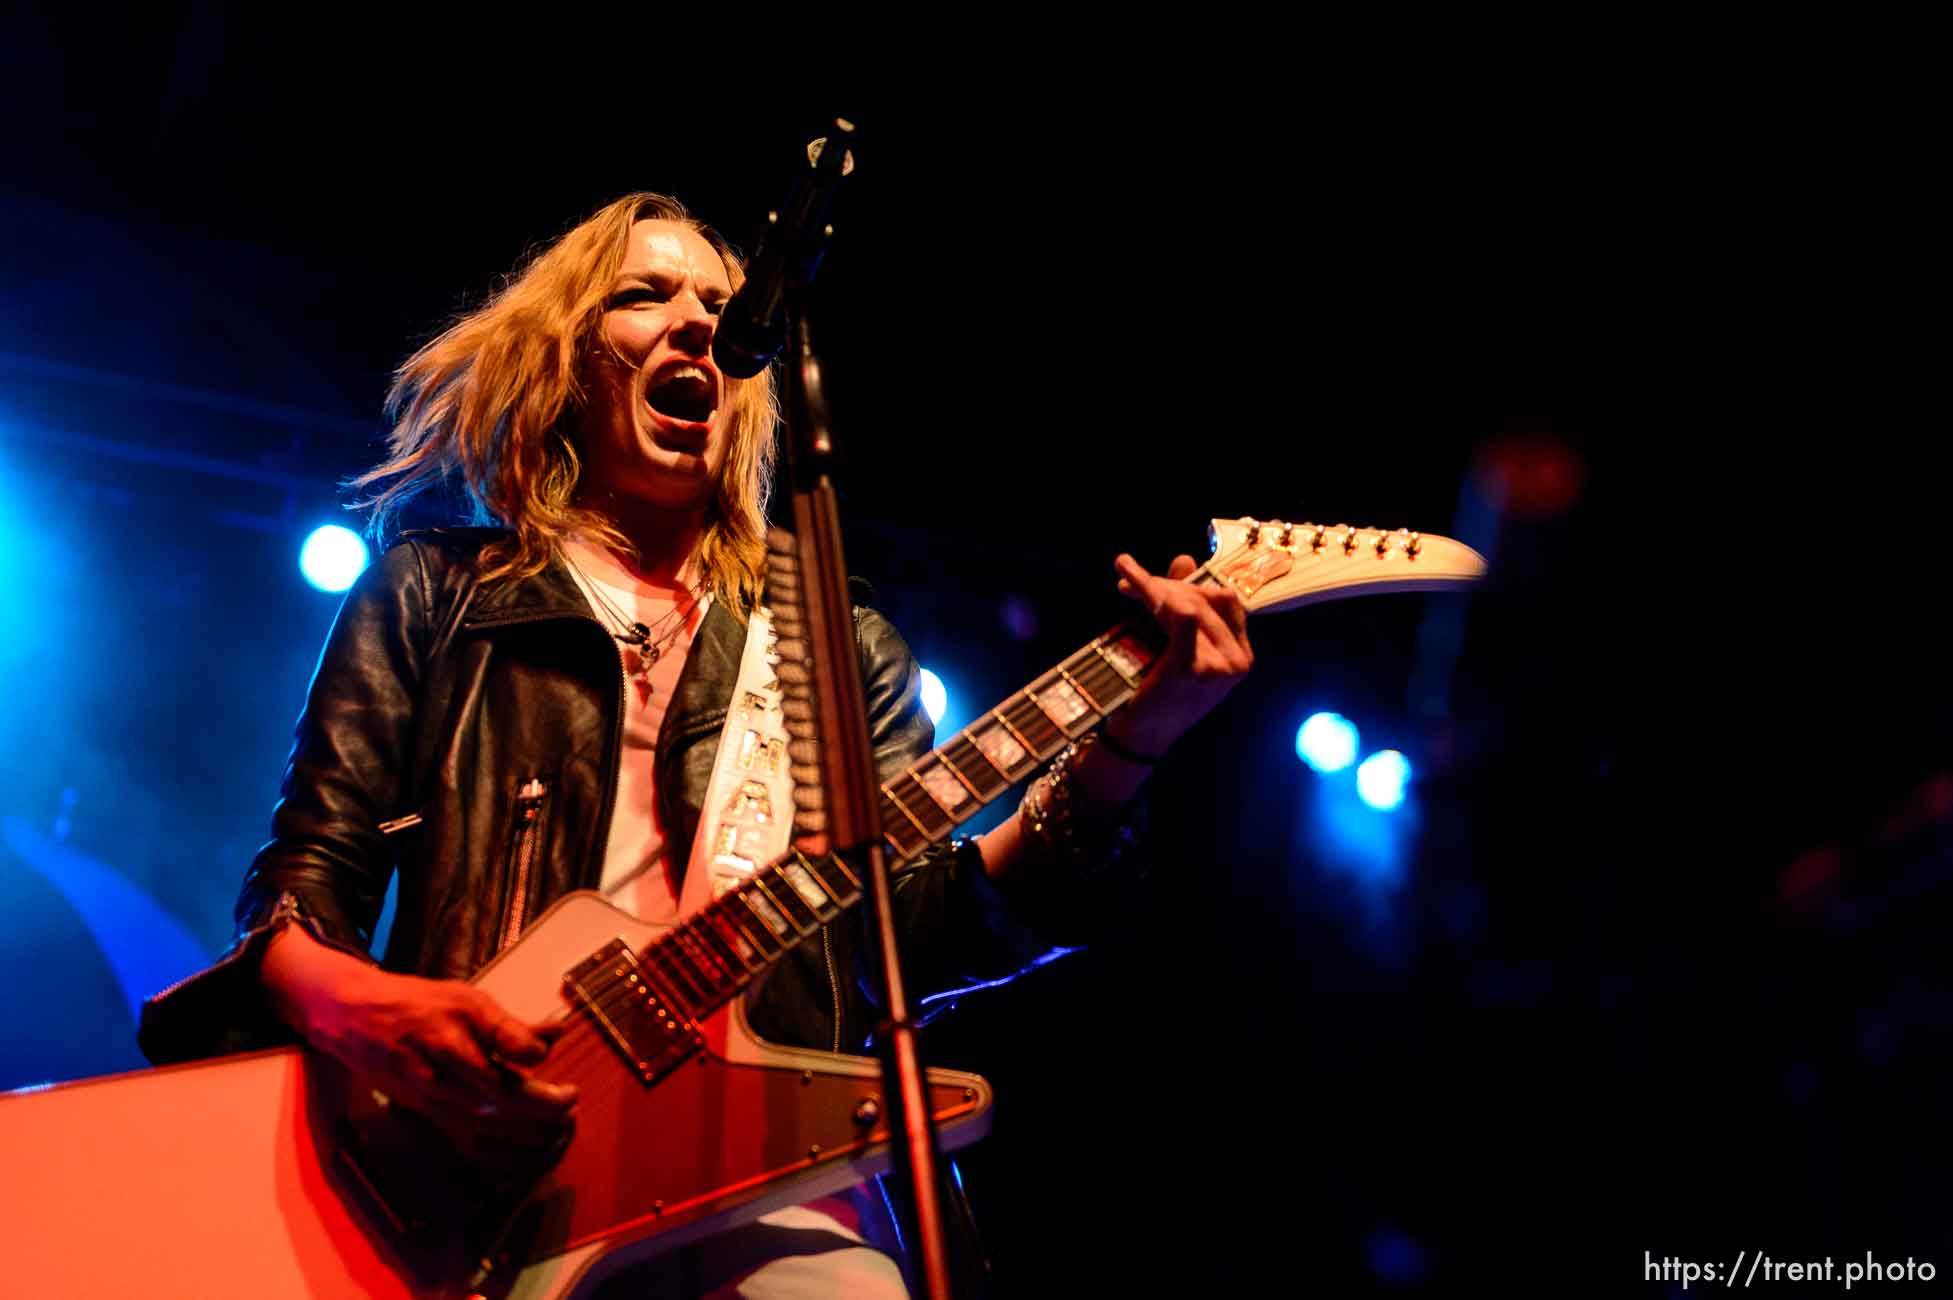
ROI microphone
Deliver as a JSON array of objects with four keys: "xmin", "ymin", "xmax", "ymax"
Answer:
[{"xmin": 712, "ymin": 121, "xmax": 857, "ymax": 380}]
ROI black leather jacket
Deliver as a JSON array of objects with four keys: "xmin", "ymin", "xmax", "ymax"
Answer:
[{"xmin": 139, "ymin": 528, "xmax": 1100, "ymax": 1065}]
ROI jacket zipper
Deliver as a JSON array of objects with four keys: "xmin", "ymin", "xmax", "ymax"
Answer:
[
  {"xmin": 822, "ymin": 925, "xmax": 843, "ymax": 1052},
  {"xmin": 143, "ymin": 890, "xmax": 309, "ymax": 1004},
  {"xmin": 498, "ymin": 778, "xmax": 548, "ymax": 951},
  {"xmin": 464, "ymin": 605, "xmax": 627, "ymax": 888},
  {"xmin": 594, "ymin": 620, "xmax": 629, "ymax": 881}
]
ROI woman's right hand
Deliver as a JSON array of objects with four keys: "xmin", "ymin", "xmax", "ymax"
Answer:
[{"xmin": 261, "ymin": 924, "xmax": 578, "ymax": 1130}]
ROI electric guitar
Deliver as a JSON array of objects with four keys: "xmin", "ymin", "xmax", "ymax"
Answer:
[{"xmin": 0, "ymin": 518, "xmax": 1484, "ymax": 1298}]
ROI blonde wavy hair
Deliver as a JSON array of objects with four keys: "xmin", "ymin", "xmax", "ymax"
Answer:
[{"xmin": 351, "ymin": 193, "xmax": 780, "ymax": 616}]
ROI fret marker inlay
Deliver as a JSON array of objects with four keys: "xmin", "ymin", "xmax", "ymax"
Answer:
[
  {"xmin": 1034, "ymin": 677, "xmax": 1092, "ymax": 729},
  {"xmin": 972, "ymin": 722, "xmax": 1028, "ymax": 775},
  {"xmin": 915, "ymin": 761, "xmax": 970, "ymax": 811}
]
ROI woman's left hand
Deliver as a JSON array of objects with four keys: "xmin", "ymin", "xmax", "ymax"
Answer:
[
  {"xmin": 1107, "ymin": 552, "xmax": 1255, "ymax": 758},
  {"xmin": 975, "ymin": 551, "xmax": 1256, "ymax": 877}
]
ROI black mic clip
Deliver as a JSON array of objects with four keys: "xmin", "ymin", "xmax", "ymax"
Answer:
[{"xmin": 712, "ymin": 118, "xmax": 857, "ymax": 380}]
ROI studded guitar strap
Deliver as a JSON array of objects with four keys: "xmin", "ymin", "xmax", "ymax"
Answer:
[{"xmin": 677, "ymin": 529, "xmax": 826, "ymax": 919}]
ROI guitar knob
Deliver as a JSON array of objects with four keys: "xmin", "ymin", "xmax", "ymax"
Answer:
[
  {"xmin": 1309, "ymin": 525, "xmax": 1326, "ymax": 553},
  {"xmin": 853, "ymin": 1097, "xmax": 882, "ymax": 1127},
  {"xmin": 1339, "ymin": 526, "xmax": 1358, "ymax": 556},
  {"xmin": 1278, "ymin": 521, "xmax": 1295, "ymax": 547},
  {"xmin": 1375, "ymin": 531, "xmax": 1392, "ymax": 558},
  {"xmin": 1244, "ymin": 517, "xmax": 1262, "ymax": 545},
  {"xmin": 1406, "ymin": 532, "xmax": 1422, "ymax": 559}
]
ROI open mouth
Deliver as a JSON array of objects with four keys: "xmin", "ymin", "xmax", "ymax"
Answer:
[{"xmin": 645, "ymin": 363, "xmax": 717, "ymax": 425}]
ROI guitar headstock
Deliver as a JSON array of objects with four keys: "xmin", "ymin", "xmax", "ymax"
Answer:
[{"xmin": 1205, "ymin": 516, "xmax": 1487, "ymax": 615}]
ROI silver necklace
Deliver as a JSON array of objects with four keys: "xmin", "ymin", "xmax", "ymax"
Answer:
[{"xmin": 563, "ymin": 547, "xmax": 703, "ymax": 684}]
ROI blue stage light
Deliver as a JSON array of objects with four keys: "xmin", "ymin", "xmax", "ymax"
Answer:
[
  {"xmin": 1356, "ymin": 749, "xmax": 1412, "ymax": 811},
  {"xmin": 1365, "ymin": 1227, "xmax": 1430, "ymax": 1284},
  {"xmin": 1295, "ymin": 712, "xmax": 1359, "ymax": 773},
  {"xmin": 299, "ymin": 525, "xmax": 369, "ymax": 593},
  {"xmin": 918, "ymin": 668, "xmax": 948, "ymax": 726}
]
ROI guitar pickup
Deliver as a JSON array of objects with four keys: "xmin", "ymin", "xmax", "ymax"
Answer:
[{"xmin": 563, "ymin": 940, "xmax": 704, "ymax": 1087}]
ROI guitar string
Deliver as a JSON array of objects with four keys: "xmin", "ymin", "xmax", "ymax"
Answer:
[
  {"xmin": 540, "ymin": 899, "xmax": 818, "ymax": 1080},
  {"xmin": 533, "ymin": 860, "xmax": 854, "ymax": 1078},
  {"xmin": 539, "ymin": 895, "xmax": 823, "ymax": 1083},
  {"xmin": 538, "ymin": 913, "xmax": 772, "ymax": 1079}
]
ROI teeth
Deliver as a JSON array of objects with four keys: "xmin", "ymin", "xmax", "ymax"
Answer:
[{"xmin": 646, "ymin": 363, "xmax": 717, "ymax": 422}]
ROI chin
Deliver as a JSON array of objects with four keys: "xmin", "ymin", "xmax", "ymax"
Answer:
[{"xmin": 622, "ymin": 463, "xmax": 719, "ymax": 514}]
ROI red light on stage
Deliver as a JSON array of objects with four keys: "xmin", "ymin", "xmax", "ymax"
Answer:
[
  {"xmin": 1474, "ymin": 434, "xmax": 1585, "ymax": 518},
  {"xmin": 1776, "ymin": 843, "xmax": 1841, "ymax": 906}
]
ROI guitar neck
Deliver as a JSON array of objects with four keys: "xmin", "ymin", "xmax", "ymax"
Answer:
[
  {"xmin": 876, "ymin": 614, "xmax": 1171, "ymax": 857},
  {"xmin": 562, "ymin": 519, "xmax": 1483, "ymax": 1067},
  {"xmin": 616, "ymin": 612, "xmax": 1175, "ymax": 1025}
]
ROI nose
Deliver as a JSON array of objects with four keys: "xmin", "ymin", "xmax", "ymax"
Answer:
[{"xmin": 669, "ymin": 294, "xmax": 715, "ymax": 355}]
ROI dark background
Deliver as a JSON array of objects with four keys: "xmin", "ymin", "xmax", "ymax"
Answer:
[{"xmin": 1, "ymin": 9, "xmax": 1943, "ymax": 1295}]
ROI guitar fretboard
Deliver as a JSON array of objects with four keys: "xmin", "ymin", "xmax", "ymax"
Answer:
[{"xmin": 612, "ymin": 612, "xmax": 1176, "ymax": 1028}]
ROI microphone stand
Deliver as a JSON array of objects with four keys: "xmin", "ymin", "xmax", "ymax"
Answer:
[{"xmin": 766, "ymin": 132, "xmax": 958, "ymax": 1300}]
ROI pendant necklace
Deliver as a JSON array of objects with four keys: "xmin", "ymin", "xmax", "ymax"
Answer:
[{"xmin": 563, "ymin": 547, "xmax": 704, "ymax": 685}]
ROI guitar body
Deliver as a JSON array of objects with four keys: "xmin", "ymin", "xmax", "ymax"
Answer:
[{"xmin": 0, "ymin": 891, "xmax": 993, "ymax": 1299}]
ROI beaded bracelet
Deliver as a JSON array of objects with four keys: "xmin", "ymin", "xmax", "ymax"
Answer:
[
  {"xmin": 1018, "ymin": 735, "xmax": 1145, "ymax": 869},
  {"xmin": 1020, "ymin": 740, "xmax": 1081, "ymax": 851}
]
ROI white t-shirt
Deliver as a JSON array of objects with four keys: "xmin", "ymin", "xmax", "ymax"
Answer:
[{"xmin": 557, "ymin": 538, "xmax": 708, "ymax": 922}]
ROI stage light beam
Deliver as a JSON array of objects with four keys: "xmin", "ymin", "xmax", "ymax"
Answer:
[
  {"xmin": 918, "ymin": 667, "xmax": 948, "ymax": 726},
  {"xmin": 1357, "ymin": 749, "xmax": 1412, "ymax": 811},
  {"xmin": 1296, "ymin": 712, "xmax": 1360, "ymax": 773},
  {"xmin": 299, "ymin": 525, "xmax": 369, "ymax": 593}
]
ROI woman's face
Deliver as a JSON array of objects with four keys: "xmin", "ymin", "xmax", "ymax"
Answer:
[{"xmin": 575, "ymin": 219, "xmax": 734, "ymax": 514}]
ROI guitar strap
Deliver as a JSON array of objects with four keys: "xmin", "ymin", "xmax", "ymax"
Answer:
[{"xmin": 676, "ymin": 604, "xmax": 797, "ymax": 918}]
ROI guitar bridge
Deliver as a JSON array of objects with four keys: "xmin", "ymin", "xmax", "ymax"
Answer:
[{"xmin": 564, "ymin": 940, "xmax": 705, "ymax": 1086}]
